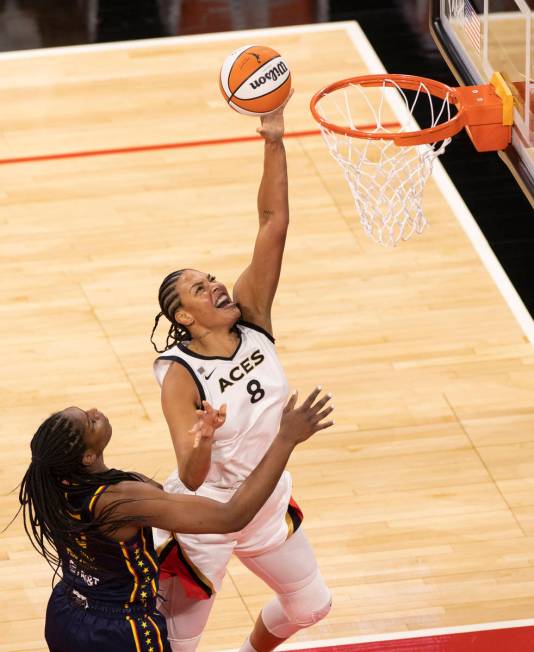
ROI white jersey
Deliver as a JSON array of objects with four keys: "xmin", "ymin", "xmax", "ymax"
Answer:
[
  {"xmin": 154, "ymin": 321, "xmax": 290, "ymax": 491},
  {"xmin": 153, "ymin": 322, "xmax": 302, "ymax": 593}
]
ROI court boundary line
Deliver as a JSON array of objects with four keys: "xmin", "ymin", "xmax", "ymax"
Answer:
[
  {"xmin": 220, "ymin": 618, "xmax": 534, "ymax": 651},
  {"xmin": 0, "ymin": 21, "xmax": 361, "ymax": 60},
  {"xmin": 343, "ymin": 21, "xmax": 534, "ymax": 349},
  {"xmin": 3, "ymin": 20, "xmax": 534, "ymax": 650}
]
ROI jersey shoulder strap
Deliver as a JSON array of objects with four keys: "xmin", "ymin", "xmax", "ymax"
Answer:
[
  {"xmin": 237, "ymin": 319, "xmax": 275, "ymax": 344},
  {"xmin": 81, "ymin": 484, "xmax": 112, "ymax": 520},
  {"xmin": 155, "ymin": 346, "xmax": 207, "ymax": 402}
]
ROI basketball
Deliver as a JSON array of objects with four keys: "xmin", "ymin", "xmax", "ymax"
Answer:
[{"xmin": 219, "ymin": 44, "xmax": 291, "ymax": 116}]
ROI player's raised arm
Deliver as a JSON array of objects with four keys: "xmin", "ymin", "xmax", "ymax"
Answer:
[
  {"xmin": 232, "ymin": 91, "xmax": 293, "ymax": 335},
  {"xmin": 100, "ymin": 389, "xmax": 333, "ymax": 535}
]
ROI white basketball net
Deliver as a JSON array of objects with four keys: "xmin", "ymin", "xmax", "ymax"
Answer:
[{"xmin": 315, "ymin": 79, "xmax": 453, "ymax": 247}]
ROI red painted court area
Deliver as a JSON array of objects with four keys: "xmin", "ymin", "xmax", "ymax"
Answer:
[{"xmin": 296, "ymin": 625, "xmax": 534, "ymax": 652}]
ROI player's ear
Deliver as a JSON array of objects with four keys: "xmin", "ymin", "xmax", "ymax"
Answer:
[{"xmin": 175, "ymin": 309, "xmax": 194, "ymax": 327}]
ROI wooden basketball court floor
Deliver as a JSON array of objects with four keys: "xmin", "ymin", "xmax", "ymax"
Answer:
[{"xmin": 1, "ymin": 21, "xmax": 534, "ymax": 652}]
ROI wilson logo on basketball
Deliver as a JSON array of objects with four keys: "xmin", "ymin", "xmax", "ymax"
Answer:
[{"xmin": 249, "ymin": 61, "xmax": 288, "ymax": 90}]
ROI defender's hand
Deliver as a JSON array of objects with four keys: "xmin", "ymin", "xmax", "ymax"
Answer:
[{"xmin": 278, "ymin": 387, "xmax": 334, "ymax": 445}]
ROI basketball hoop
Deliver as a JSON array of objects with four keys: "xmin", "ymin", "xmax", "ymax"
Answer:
[{"xmin": 310, "ymin": 73, "xmax": 513, "ymax": 247}]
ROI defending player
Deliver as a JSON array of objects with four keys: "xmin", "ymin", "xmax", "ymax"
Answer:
[
  {"xmin": 16, "ymin": 391, "xmax": 332, "ymax": 652},
  {"xmin": 150, "ymin": 93, "xmax": 333, "ymax": 652}
]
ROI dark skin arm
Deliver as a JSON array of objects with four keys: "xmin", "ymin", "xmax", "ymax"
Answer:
[
  {"xmin": 96, "ymin": 388, "xmax": 333, "ymax": 541},
  {"xmin": 127, "ymin": 471, "xmax": 163, "ymax": 490},
  {"xmin": 232, "ymin": 92, "xmax": 293, "ymax": 335}
]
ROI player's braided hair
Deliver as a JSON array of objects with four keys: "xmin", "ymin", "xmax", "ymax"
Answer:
[
  {"xmin": 150, "ymin": 269, "xmax": 192, "ymax": 353},
  {"xmin": 14, "ymin": 412, "xmax": 140, "ymax": 575}
]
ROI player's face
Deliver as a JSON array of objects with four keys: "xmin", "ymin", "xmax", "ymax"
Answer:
[
  {"xmin": 174, "ymin": 269, "xmax": 241, "ymax": 329},
  {"xmin": 62, "ymin": 407, "xmax": 112, "ymax": 457}
]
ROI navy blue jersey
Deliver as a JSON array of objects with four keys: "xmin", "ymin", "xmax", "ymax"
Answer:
[{"xmin": 59, "ymin": 473, "xmax": 159, "ymax": 607}]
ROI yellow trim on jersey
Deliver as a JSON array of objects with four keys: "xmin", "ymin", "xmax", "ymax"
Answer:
[
  {"xmin": 141, "ymin": 529, "xmax": 159, "ymax": 573},
  {"xmin": 285, "ymin": 511, "xmax": 295, "ymax": 538},
  {"xmin": 176, "ymin": 537, "xmax": 215, "ymax": 593},
  {"xmin": 147, "ymin": 615, "xmax": 164, "ymax": 652},
  {"xmin": 127, "ymin": 616, "xmax": 142, "ymax": 652},
  {"xmin": 120, "ymin": 543, "xmax": 139, "ymax": 603},
  {"xmin": 155, "ymin": 535, "xmax": 174, "ymax": 556},
  {"xmin": 88, "ymin": 484, "xmax": 107, "ymax": 514},
  {"xmin": 64, "ymin": 490, "xmax": 82, "ymax": 521}
]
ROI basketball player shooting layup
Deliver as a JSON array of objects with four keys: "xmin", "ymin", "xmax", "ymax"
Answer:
[{"xmin": 149, "ymin": 92, "xmax": 334, "ymax": 652}]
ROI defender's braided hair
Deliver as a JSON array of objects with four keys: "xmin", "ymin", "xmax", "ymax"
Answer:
[
  {"xmin": 150, "ymin": 269, "xmax": 192, "ymax": 353},
  {"xmin": 17, "ymin": 412, "xmax": 139, "ymax": 574}
]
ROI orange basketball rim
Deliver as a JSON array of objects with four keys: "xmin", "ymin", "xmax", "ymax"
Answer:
[
  {"xmin": 307, "ymin": 72, "xmax": 514, "ymax": 247},
  {"xmin": 310, "ymin": 72, "xmax": 513, "ymax": 151}
]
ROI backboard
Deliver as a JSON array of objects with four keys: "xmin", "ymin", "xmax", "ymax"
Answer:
[{"xmin": 430, "ymin": 0, "xmax": 534, "ymax": 207}]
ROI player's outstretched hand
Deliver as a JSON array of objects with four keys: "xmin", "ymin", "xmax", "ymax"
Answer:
[
  {"xmin": 189, "ymin": 401, "xmax": 227, "ymax": 448},
  {"xmin": 278, "ymin": 387, "xmax": 334, "ymax": 445},
  {"xmin": 256, "ymin": 88, "xmax": 294, "ymax": 143}
]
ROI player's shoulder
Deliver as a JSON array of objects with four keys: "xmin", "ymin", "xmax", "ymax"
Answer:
[
  {"xmin": 162, "ymin": 358, "xmax": 199, "ymax": 392},
  {"xmin": 156, "ymin": 344, "xmax": 199, "ymax": 380},
  {"xmin": 159, "ymin": 354, "xmax": 205, "ymax": 409},
  {"xmin": 155, "ymin": 342, "xmax": 187, "ymax": 361}
]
